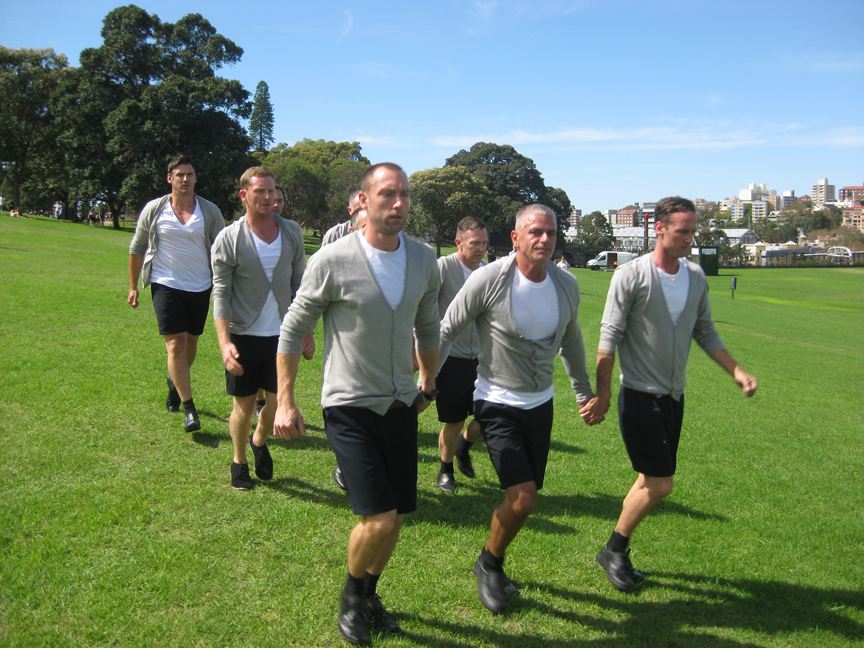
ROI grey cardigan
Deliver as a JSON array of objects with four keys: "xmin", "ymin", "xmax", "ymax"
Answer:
[
  {"xmin": 439, "ymin": 254, "xmax": 593, "ymax": 404},
  {"xmin": 598, "ymin": 254, "xmax": 725, "ymax": 398},
  {"xmin": 437, "ymin": 253, "xmax": 480, "ymax": 360},
  {"xmin": 278, "ymin": 232, "xmax": 440, "ymax": 416},
  {"xmin": 128, "ymin": 194, "xmax": 224, "ymax": 288},
  {"xmin": 211, "ymin": 215, "xmax": 306, "ymax": 333}
]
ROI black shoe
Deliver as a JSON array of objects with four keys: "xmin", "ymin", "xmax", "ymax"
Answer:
[
  {"xmin": 473, "ymin": 556, "xmax": 508, "ymax": 614},
  {"xmin": 184, "ymin": 407, "xmax": 201, "ymax": 432},
  {"xmin": 249, "ymin": 437, "xmax": 273, "ymax": 480},
  {"xmin": 436, "ymin": 471, "xmax": 457, "ymax": 493},
  {"xmin": 338, "ymin": 590, "xmax": 370, "ymax": 645},
  {"xmin": 166, "ymin": 377, "xmax": 180, "ymax": 412},
  {"xmin": 502, "ymin": 573, "xmax": 520, "ymax": 598},
  {"xmin": 254, "ymin": 399, "xmax": 266, "ymax": 419},
  {"xmin": 596, "ymin": 544, "xmax": 644, "ymax": 592},
  {"xmin": 365, "ymin": 593, "xmax": 402, "ymax": 635},
  {"xmin": 333, "ymin": 466, "xmax": 348, "ymax": 492},
  {"xmin": 455, "ymin": 446, "xmax": 475, "ymax": 478},
  {"xmin": 230, "ymin": 462, "xmax": 253, "ymax": 490}
]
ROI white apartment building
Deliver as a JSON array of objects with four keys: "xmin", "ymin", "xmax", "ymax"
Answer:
[{"xmin": 811, "ymin": 178, "xmax": 835, "ymax": 205}]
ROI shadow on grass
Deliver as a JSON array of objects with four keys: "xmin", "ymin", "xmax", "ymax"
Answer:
[
  {"xmin": 416, "ymin": 432, "xmax": 586, "ymax": 458},
  {"xmin": 258, "ymin": 475, "xmax": 349, "ymax": 508},
  {"xmin": 398, "ymin": 573, "xmax": 862, "ymax": 647}
]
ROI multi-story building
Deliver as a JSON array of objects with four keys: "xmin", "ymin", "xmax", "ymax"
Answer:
[
  {"xmin": 567, "ymin": 207, "xmax": 582, "ymax": 228},
  {"xmin": 839, "ymin": 184, "xmax": 864, "ymax": 204},
  {"xmin": 729, "ymin": 203, "xmax": 747, "ymax": 222},
  {"xmin": 612, "ymin": 226, "xmax": 655, "ymax": 252},
  {"xmin": 751, "ymin": 201, "xmax": 769, "ymax": 221},
  {"xmin": 777, "ymin": 190, "xmax": 796, "ymax": 210},
  {"xmin": 811, "ymin": 178, "xmax": 835, "ymax": 205},
  {"xmin": 614, "ymin": 209, "xmax": 639, "ymax": 227},
  {"xmin": 842, "ymin": 206, "xmax": 864, "ymax": 232}
]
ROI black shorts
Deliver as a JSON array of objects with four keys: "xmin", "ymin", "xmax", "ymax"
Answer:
[
  {"xmin": 151, "ymin": 283, "xmax": 211, "ymax": 336},
  {"xmin": 618, "ymin": 387, "xmax": 684, "ymax": 478},
  {"xmin": 324, "ymin": 404, "xmax": 418, "ymax": 516},
  {"xmin": 436, "ymin": 356, "xmax": 478, "ymax": 423},
  {"xmin": 225, "ymin": 334, "xmax": 278, "ymax": 397},
  {"xmin": 474, "ymin": 399, "xmax": 554, "ymax": 490}
]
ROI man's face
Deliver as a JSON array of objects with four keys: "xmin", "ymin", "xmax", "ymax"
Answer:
[
  {"xmin": 656, "ymin": 211, "xmax": 697, "ymax": 259},
  {"xmin": 512, "ymin": 211, "xmax": 557, "ymax": 266},
  {"xmin": 273, "ymin": 190, "xmax": 285, "ymax": 215},
  {"xmin": 168, "ymin": 164, "xmax": 196, "ymax": 194},
  {"xmin": 456, "ymin": 228, "xmax": 488, "ymax": 270},
  {"xmin": 240, "ymin": 175, "xmax": 276, "ymax": 219},
  {"xmin": 360, "ymin": 168, "xmax": 410, "ymax": 237}
]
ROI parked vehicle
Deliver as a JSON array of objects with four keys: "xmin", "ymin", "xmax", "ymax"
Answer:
[{"xmin": 587, "ymin": 251, "xmax": 635, "ymax": 271}]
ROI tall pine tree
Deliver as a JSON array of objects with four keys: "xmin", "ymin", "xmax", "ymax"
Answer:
[{"xmin": 249, "ymin": 81, "xmax": 274, "ymax": 152}]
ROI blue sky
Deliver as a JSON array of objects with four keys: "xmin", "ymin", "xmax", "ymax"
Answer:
[{"xmin": 2, "ymin": 0, "xmax": 862, "ymax": 213}]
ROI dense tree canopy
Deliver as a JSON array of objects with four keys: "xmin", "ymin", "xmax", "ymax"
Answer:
[
  {"xmin": 0, "ymin": 46, "xmax": 69, "ymax": 211},
  {"xmin": 570, "ymin": 210, "xmax": 615, "ymax": 251},
  {"xmin": 445, "ymin": 142, "xmax": 571, "ymax": 233},
  {"xmin": 249, "ymin": 81, "xmax": 274, "ymax": 152},
  {"xmin": 56, "ymin": 5, "xmax": 253, "ymax": 226}
]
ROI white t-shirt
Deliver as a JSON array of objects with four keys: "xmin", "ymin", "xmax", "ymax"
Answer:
[
  {"xmin": 657, "ymin": 259, "xmax": 690, "ymax": 325},
  {"xmin": 150, "ymin": 200, "xmax": 211, "ymax": 292},
  {"xmin": 358, "ymin": 231, "xmax": 406, "ymax": 311},
  {"xmin": 474, "ymin": 267, "xmax": 559, "ymax": 409},
  {"xmin": 240, "ymin": 230, "xmax": 283, "ymax": 337}
]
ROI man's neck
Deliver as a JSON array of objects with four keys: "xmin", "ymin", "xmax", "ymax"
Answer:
[
  {"xmin": 515, "ymin": 254, "xmax": 547, "ymax": 282},
  {"xmin": 363, "ymin": 227, "xmax": 400, "ymax": 252},
  {"xmin": 171, "ymin": 191, "xmax": 195, "ymax": 212},
  {"xmin": 652, "ymin": 248, "xmax": 681, "ymax": 274}
]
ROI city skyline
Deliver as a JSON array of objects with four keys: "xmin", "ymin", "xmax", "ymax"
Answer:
[{"xmin": 2, "ymin": 0, "xmax": 861, "ymax": 213}]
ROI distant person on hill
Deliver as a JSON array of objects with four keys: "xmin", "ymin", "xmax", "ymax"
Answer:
[
  {"xmin": 127, "ymin": 154, "xmax": 224, "ymax": 432},
  {"xmin": 582, "ymin": 196, "xmax": 758, "ymax": 592},
  {"xmin": 211, "ymin": 167, "xmax": 313, "ymax": 490}
]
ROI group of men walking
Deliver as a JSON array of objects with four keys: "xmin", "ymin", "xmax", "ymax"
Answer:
[{"xmin": 128, "ymin": 157, "xmax": 757, "ymax": 645}]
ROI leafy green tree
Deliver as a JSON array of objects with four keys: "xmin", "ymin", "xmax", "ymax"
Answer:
[
  {"xmin": 0, "ymin": 47, "xmax": 69, "ymax": 211},
  {"xmin": 406, "ymin": 166, "xmax": 495, "ymax": 257},
  {"xmin": 445, "ymin": 142, "xmax": 571, "ymax": 233},
  {"xmin": 249, "ymin": 81, "xmax": 274, "ymax": 152},
  {"xmin": 56, "ymin": 6, "xmax": 252, "ymax": 227},
  {"xmin": 572, "ymin": 210, "xmax": 615, "ymax": 251}
]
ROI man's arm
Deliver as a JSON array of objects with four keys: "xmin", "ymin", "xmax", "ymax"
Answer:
[
  {"xmin": 710, "ymin": 348, "xmax": 758, "ymax": 397},
  {"xmin": 580, "ymin": 350, "xmax": 615, "ymax": 424},
  {"xmin": 274, "ymin": 352, "xmax": 306, "ymax": 439},
  {"xmin": 128, "ymin": 254, "xmax": 144, "ymax": 308},
  {"xmin": 415, "ymin": 348, "xmax": 439, "ymax": 414},
  {"xmin": 215, "ymin": 317, "xmax": 243, "ymax": 376}
]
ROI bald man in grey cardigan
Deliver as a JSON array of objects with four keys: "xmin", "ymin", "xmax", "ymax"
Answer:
[
  {"xmin": 275, "ymin": 163, "xmax": 439, "ymax": 645},
  {"xmin": 439, "ymin": 204, "xmax": 599, "ymax": 615}
]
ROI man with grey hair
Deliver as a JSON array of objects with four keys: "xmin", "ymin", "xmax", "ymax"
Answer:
[
  {"xmin": 275, "ymin": 163, "xmax": 439, "ymax": 644},
  {"xmin": 321, "ymin": 190, "xmax": 362, "ymax": 246},
  {"xmin": 582, "ymin": 195, "xmax": 757, "ymax": 592},
  {"xmin": 439, "ymin": 203, "xmax": 600, "ymax": 614},
  {"xmin": 211, "ymin": 167, "xmax": 313, "ymax": 489}
]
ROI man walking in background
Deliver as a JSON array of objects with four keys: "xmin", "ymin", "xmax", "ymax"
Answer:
[{"xmin": 127, "ymin": 154, "xmax": 224, "ymax": 432}]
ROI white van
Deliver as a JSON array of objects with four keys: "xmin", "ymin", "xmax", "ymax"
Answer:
[{"xmin": 587, "ymin": 251, "xmax": 635, "ymax": 271}]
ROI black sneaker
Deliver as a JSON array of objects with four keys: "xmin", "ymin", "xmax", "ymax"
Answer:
[
  {"xmin": 184, "ymin": 407, "xmax": 201, "ymax": 432},
  {"xmin": 472, "ymin": 556, "xmax": 508, "ymax": 614},
  {"xmin": 455, "ymin": 446, "xmax": 475, "ymax": 479},
  {"xmin": 338, "ymin": 589, "xmax": 370, "ymax": 645},
  {"xmin": 249, "ymin": 437, "xmax": 273, "ymax": 480},
  {"xmin": 365, "ymin": 593, "xmax": 402, "ymax": 635},
  {"xmin": 596, "ymin": 544, "xmax": 644, "ymax": 592},
  {"xmin": 166, "ymin": 376, "xmax": 181, "ymax": 412},
  {"xmin": 230, "ymin": 462, "xmax": 254, "ymax": 490},
  {"xmin": 333, "ymin": 466, "xmax": 348, "ymax": 492},
  {"xmin": 436, "ymin": 471, "xmax": 457, "ymax": 493},
  {"xmin": 502, "ymin": 572, "xmax": 520, "ymax": 597}
]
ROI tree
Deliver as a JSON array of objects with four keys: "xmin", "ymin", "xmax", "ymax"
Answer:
[
  {"xmin": 571, "ymin": 211, "xmax": 615, "ymax": 251},
  {"xmin": 445, "ymin": 142, "xmax": 571, "ymax": 233},
  {"xmin": 406, "ymin": 167, "xmax": 495, "ymax": 257},
  {"xmin": 249, "ymin": 81, "xmax": 274, "ymax": 152},
  {"xmin": 57, "ymin": 6, "xmax": 252, "ymax": 227},
  {"xmin": 0, "ymin": 47, "xmax": 69, "ymax": 211}
]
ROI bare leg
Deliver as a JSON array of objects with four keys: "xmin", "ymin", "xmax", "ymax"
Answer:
[
  {"xmin": 347, "ymin": 510, "xmax": 403, "ymax": 578},
  {"xmin": 486, "ymin": 481, "xmax": 537, "ymax": 558},
  {"xmin": 464, "ymin": 418, "xmax": 482, "ymax": 443},
  {"xmin": 229, "ymin": 394, "xmax": 256, "ymax": 465},
  {"xmin": 164, "ymin": 333, "xmax": 198, "ymax": 402},
  {"xmin": 439, "ymin": 421, "xmax": 466, "ymax": 463},
  {"xmin": 615, "ymin": 474, "xmax": 674, "ymax": 538},
  {"xmin": 251, "ymin": 391, "xmax": 276, "ymax": 447}
]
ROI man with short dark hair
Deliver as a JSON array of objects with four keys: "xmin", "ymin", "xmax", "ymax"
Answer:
[
  {"xmin": 582, "ymin": 196, "xmax": 758, "ymax": 592},
  {"xmin": 439, "ymin": 204, "xmax": 599, "ymax": 614},
  {"xmin": 275, "ymin": 163, "xmax": 439, "ymax": 645},
  {"xmin": 321, "ymin": 190, "xmax": 361, "ymax": 246},
  {"xmin": 128, "ymin": 154, "xmax": 224, "ymax": 432},
  {"xmin": 211, "ymin": 167, "xmax": 313, "ymax": 490},
  {"xmin": 434, "ymin": 216, "xmax": 488, "ymax": 493}
]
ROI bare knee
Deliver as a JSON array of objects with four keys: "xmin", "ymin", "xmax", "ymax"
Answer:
[
  {"xmin": 507, "ymin": 487, "xmax": 538, "ymax": 518},
  {"xmin": 645, "ymin": 476, "xmax": 674, "ymax": 502},
  {"xmin": 361, "ymin": 510, "xmax": 398, "ymax": 539}
]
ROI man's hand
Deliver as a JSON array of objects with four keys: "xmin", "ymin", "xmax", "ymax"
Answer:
[
  {"xmin": 274, "ymin": 403, "xmax": 306, "ymax": 439},
  {"xmin": 127, "ymin": 288, "xmax": 139, "ymax": 308},
  {"xmin": 301, "ymin": 331, "xmax": 315, "ymax": 360},
  {"xmin": 734, "ymin": 367, "xmax": 758, "ymax": 397},
  {"xmin": 221, "ymin": 343, "xmax": 244, "ymax": 376},
  {"xmin": 579, "ymin": 395, "xmax": 609, "ymax": 426}
]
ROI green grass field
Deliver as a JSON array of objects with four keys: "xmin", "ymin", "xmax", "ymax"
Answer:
[{"xmin": 1, "ymin": 216, "xmax": 862, "ymax": 647}]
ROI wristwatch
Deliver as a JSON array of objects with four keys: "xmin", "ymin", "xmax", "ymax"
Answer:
[{"xmin": 420, "ymin": 389, "xmax": 439, "ymax": 402}]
